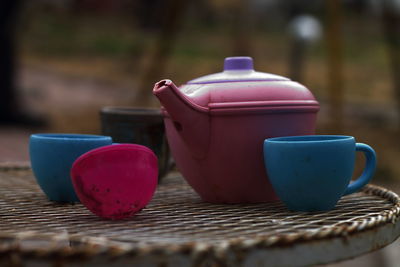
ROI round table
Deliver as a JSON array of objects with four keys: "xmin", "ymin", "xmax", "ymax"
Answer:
[{"xmin": 0, "ymin": 165, "xmax": 399, "ymax": 266}]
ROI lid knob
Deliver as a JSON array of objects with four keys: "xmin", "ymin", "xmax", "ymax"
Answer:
[{"xmin": 223, "ymin": 57, "xmax": 254, "ymax": 71}]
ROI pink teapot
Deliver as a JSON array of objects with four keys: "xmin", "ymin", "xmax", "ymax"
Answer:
[{"xmin": 153, "ymin": 57, "xmax": 319, "ymax": 203}]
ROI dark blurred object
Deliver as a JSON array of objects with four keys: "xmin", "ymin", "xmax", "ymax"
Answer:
[
  {"xmin": 134, "ymin": 0, "xmax": 164, "ymax": 30},
  {"xmin": 72, "ymin": 0, "xmax": 130, "ymax": 14},
  {"xmin": 381, "ymin": 0, "xmax": 400, "ymax": 128},
  {"xmin": 0, "ymin": 0, "xmax": 20, "ymax": 123},
  {"xmin": 282, "ymin": 0, "xmax": 322, "ymax": 83},
  {"xmin": 282, "ymin": 0, "xmax": 323, "ymax": 19},
  {"xmin": 326, "ymin": 0, "xmax": 344, "ymax": 132},
  {"xmin": 137, "ymin": 0, "xmax": 189, "ymax": 106},
  {"xmin": 0, "ymin": 0, "xmax": 46, "ymax": 127},
  {"xmin": 287, "ymin": 15, "xmax": 322, "ymax": 82},
  {"xmin": 343, "ymin": 0, "xmax": 370, "ymax": 14},
  {"xmin": 100, "ymin": 106, "xmax": 173, "ymax": 181},
  {"xmin": 230, "ymin": 0, "xmax": 252, "ymax": 56}
]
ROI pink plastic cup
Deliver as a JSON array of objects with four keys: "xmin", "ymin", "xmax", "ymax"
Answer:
[{"xmin": 71, "ymin": 144, "xmax": 158, "ymax": 220}]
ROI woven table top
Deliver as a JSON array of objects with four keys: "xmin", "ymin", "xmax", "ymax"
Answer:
[{"xmin": 0, "ymin": 166, "xmax": 399, "ymax": 266}]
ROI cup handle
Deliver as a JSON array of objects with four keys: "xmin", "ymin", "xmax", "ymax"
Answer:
[{"xmin": 344, "ymin": 143, "xmax": 376, "ymax": 195}]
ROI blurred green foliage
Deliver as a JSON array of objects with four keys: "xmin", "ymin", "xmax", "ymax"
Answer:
[{"xmin": 15, "ymin": 2, "xmax": 392, "ymax": 103}]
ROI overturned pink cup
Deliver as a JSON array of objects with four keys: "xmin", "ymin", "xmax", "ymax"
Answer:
[{"xmin": 71, "ymin": 144, "xmax": 158, "ymax": 220}]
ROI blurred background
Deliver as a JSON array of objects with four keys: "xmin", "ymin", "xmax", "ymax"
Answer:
[{"xmin": 0, "ymin": 0, "xmax": 399, "ymax": 265}]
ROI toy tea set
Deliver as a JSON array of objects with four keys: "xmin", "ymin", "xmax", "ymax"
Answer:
[{"xmin": 29, "ymin": 57, "xmax": 376, "ymax": 220}]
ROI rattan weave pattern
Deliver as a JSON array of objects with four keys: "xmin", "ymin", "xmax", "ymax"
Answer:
[{"xmin": 0, "ymin": 166, "xmax": 399, "ymax": 262}]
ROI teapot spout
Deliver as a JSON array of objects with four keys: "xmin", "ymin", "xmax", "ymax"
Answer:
[{"xmin": 153, "ymin": 79, "xmax": 210, "ymax": 158}]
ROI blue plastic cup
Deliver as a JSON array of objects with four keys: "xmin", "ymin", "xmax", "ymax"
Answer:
[
  {"xmin": 263, "ymin": 135, "xmax": 376, "ymax": 212},
  {"xmin": 29, "ymin": 133, "xmax": 113, "ymax": 203}
]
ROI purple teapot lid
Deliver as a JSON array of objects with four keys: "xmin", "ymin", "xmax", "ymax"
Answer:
[
  {"xmin": 187, "ymin": 57, "xmax": 289, "ymax": 84},
  {"xmin": 177, "ymin": 56, "xmax": 319, "ymax": 115}
]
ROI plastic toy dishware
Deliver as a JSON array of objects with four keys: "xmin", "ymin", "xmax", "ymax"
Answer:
[
  {"xmin": 29, "ymin": 133, "xmax": 113, "ymax": 203},
  {"xmin": 153, "ymin": 56, "xmax": 320, "ymax": 203},
  {"xmin": 263, "ymin": 135, "xmax": 376, "ymax": 212},
  {"xmin": 71, "ymin": 144, "xmax": 158, "ymax": 220},
  {"xmin": 100, "ymin": 106, "xmax": 172, "ymax": 180}
]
